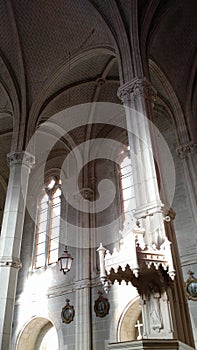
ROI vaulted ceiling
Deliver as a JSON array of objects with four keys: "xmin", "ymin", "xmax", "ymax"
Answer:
[{"xmin": 0, "ymin": 0, "xmax": 196, "ymax": 183}]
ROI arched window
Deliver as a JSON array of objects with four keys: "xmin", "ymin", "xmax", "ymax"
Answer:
[
  {"xmin": 120, "ymin": 150, "xmax": 136, "ymax": 217},
  {"xmin": 34, "ymin": 177, "xmax": 61, "ymax": 269}
]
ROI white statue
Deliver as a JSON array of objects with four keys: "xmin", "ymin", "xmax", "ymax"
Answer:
[{"xmin": 148, "ymin": 283, "xmax": 163, "ymax": 332}]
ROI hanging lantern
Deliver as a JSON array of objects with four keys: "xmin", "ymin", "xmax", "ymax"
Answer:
[{"xmin": 58, "ymin": 246, "xmax": 73, "ymax": 275}]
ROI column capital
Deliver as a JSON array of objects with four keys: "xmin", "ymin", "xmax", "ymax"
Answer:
[
  {"xmin": 73, "ymin": 187, "xmax": 95, "ymax": 202},
  {"xmin": 7, "ymin": 151, "xmax": 35, "ymax": 168},
  {"xmin": 176, "ymin": 141, "xmax": 197, "ymax": 159},
  {"xmin": 117, "ymin": 77, "xmax": 157, "ymax": 104}
]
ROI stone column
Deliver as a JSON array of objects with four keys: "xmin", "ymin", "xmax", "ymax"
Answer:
[
  {"xmin": 74, "ymin": 188, "xmax": 92, "ymax": 350},
  {"xmin": 164, "ymin": 209, "xmax": 195, "ymax": 347},
  {"xmin": 117, "ymin": 78, "xmax": 179, "ymax": 341},
  {"xmin": 0, "ymin": 151, "xmax": 34, "ymax": 350},
  {"xmin": 176, "ymin": 141, "xmax": 197, "ymax": 228},
  {"xmin": 118, "ymin": 78, "xmax": 165, "ymax": 247},
  {"xmin": 75, "ymin": 287, "xmax": 91, "ymax": 350}
]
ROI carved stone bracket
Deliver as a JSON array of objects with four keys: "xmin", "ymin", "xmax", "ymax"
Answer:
[
  {"xmin": 73, "ymin": 187, "xmax": 95, "ymax": 202},
  {"xmin": 7, "ymin": 151, "xmax": 35, "ymax": 168},
  {"xmin": 117, "ymin": 77, "xmax": 157, "ymax": 105},
  {"xmin": 176, "ymin": 141, "xmax": 197, "ymax": 159}
]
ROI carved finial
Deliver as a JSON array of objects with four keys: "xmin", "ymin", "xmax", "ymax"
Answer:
[{"xmin": 103, "ymin": 279, "xmax": 111, "ymax": 294}]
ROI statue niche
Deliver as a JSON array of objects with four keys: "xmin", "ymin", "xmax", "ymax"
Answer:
[
  {"xmin": 148, "ymin": 282, "xmax": 163, "ymax": 332},
  {"xmin": 140, "ymin": 278, "xmax": 173, "ymax": 339}
]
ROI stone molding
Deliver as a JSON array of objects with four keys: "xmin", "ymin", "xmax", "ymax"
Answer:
[
  {"xmin": 108, "ymin": 340, "xmax": 195, "ymax": 350},
  {"xmin": 134, "ymin": 200, "xmax": 164, "ymax": 220},
  {"xmin": 39, "ymin": 276, "xmax": 101, "ymax": 300},
  {"xmin": 15, "ymin": 277, "xmax": 99, "ymax": 304},
  {"xmin": 176, "ymin": 141, "xmax": 197, "ymax": 159},
  {"xmin": 117, "ymin": 77, "xmax": 157, "ymax": 104},
  {"xmin": 0, "ymin": 258, "xmax": 22, "ymax": 269},
  {"xmin": 7, "ymin": 151, "xmax": 35, "ymax": 168}
]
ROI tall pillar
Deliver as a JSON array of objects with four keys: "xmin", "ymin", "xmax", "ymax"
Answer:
[
  {"xmin": 176, "ymin": 141, "xmax": 197, "ymax": 228},
  {"xmin": 115, "ymin": 79, "xmax": 195, "ymax": 348},
  {"xmin": 75, "ymin": 287, "xmax": 91, "ymax": 350},
  {"xmin": 74, "ymin": 188, "xmax": 92, "ymax": 350},
  {"xmin": 0, "ymin": 151, "xmax": 34, "ymax": 350},
  {"xmin": 164, "ymin": 209, "xmax": 195, "ymax": 347},
  {"xmin": 118, "ymin": 78, "xmax": 165, "ymax": 247}
]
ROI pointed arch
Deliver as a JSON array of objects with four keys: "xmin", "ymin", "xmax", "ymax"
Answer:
[
  {"xmin": 117, "ymin": 297, "xmax": 142, "ymax": 342},
  {"xmin": 27, "ymin": 47, "xmax": 117, "ymax": 142},
  {"xmin": 149, "ymin": 59, "xmax": 190, "ymax": 145},
  {"xmin": 15, "ymin": 317, "xmax": 59, "ymax": 350}
]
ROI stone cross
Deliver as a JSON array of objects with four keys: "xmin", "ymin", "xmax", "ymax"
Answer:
[{"xmin": 135, "ymin": 320, "xmax": 143, "ymax": 340}]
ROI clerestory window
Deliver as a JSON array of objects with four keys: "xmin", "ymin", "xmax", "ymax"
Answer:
[
  {"xmin": 34, "ymin": 177, "xmax": 61, "ymax": 269},
  {"xmin": 120, "ymin": 150, "xmax": 136, "ymax": 217}
]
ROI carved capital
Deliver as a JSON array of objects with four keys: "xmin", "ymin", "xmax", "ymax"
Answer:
[
  {"xmin": 7, "ymin": 151, "xmax": 35, "ymax": 168},
  {"xmin": 117, "ymin": 77, "xmax": 157, "ymax": 104},
  {"xmin": 73, "ymin": 187, "xmax": 95, "ymax": 202},
  {"xmin": 80, "ymin": 187, "xmax": 95, "ymax": 200},
  {"xmin": 176, "ymin": 141, "xmax": 197, "ymax": 159}
]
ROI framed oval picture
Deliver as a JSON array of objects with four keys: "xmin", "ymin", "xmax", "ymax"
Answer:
[
  {"xmin": 94, "ymin": 291, "xmax": 110, "ymax": 318},
  {"xmin": 185, "ymin": 271, "xmax": 197, "ymax": 301},
  {"xmin": 61, "ymin": 299, "xmax": 75, "ymax": 324}
]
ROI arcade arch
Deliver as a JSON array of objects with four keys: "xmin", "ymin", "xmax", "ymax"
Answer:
[{"xmin": 16, "ymin": 317, "xmax": 58, "ymax": 350}]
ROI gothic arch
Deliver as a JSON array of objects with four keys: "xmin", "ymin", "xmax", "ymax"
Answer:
[
  {"xmin": 149, "ymin": 59, "xmax": 189, "ymax": 145},
  {"xmin": 15, "ymin": 317, "xmax": 59, "ymax": 350},
  {"xmin": 117, "ymin": 297, "xmax": 142, "ymax": 342},
  {"xmin": 27, "ymin": 47, "xmax": 117, "ymax": 142},
  {"xmin": 0, "ymin": 175, "xmax": 7, "ymax": 230},
  {"xmin": 185, "ymin": 50, "xmax": 197, "ymax": 139},
  {"xmin": 89, "ymin": 1, "xmax": 133, "ymax": 83},
  {"xmin": 0, "ymin": 57, "xmax": 20, "ymax": 152}
]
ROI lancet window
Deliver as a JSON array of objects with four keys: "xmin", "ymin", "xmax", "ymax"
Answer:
[
  {"xmin": 120, "ymin": 150, "xmax": 136, "ymax": 217},
  {"xmin": 34, "ymin": 177, "xmax": 61, "ymax": 269}
]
